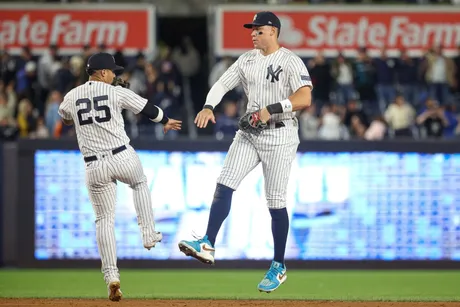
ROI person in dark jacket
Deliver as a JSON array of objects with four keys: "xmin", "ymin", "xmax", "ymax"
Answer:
[
  {"xmin": 395, "ymin": 49, "xmax": 420, "ymax": 107},
  {"xmin": 373, "ymin": 47, "xmax": 396, "ymax": 113}
]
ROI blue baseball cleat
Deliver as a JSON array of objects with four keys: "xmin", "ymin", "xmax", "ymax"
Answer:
[
  {"xmin": 178, "ymin": 235, "xmax": 215, "ymax": 265},
  {"xmin": 257, "ymin": 261, "xmax": 287, "ymax": 293}
]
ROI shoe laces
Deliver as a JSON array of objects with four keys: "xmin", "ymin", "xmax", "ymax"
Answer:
[
  {"xmin": 191, "ymin": 230, "xmax": 206, "ymax": 243},
  {"xmin": 263, "ymin": 267, "xmax": 277, "ymax": 282}
]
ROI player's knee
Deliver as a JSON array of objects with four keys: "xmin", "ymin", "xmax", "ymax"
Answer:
[
  {"xmin": 95, "ymin": 212, "xmax": 115, "ymax": 225},
  {"xmin": 130, "ymin": 178, "xmax": 147, "ymax": 190},
  {"xmin": 267, "ymin": 200, "xmax": 287, "ymax": 210},
  {"xmin": 213, "ymin": 183, "xmax": 234, "ymax": 200}
]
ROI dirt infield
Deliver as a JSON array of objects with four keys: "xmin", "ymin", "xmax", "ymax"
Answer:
[{"xmin": 1, "ymin": 299, "xmax": 459, "ymax": 307}]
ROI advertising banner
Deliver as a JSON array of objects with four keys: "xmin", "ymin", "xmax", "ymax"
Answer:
[
  {"xmin": 34, "ymin": 149, "xmax": 460, "ymax": 261},
  {"xmin": 214, "ymin": 5, "xmax": 460, "ymax": 57},
  {"xmin": 0, "ymin": 3, "xmax": 156, "ymax": 55}
]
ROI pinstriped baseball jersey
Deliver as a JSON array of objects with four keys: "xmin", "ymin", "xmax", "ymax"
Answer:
[
  {"xmin": 219, "ymin": 47, "xmax": 313, "ymax": 122},
  {"xmin": 215, "ymin": 47, "xmax": 312, "ymax": 209},
  {"xmin": 58, "ymin": 80, "xmax": 161, "ymax": 287},
  {"xmin": 58, "ymin": 81, "xmax": 147, "ymax": 156}
]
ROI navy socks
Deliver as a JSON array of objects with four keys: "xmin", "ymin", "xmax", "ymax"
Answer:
[
  {"xmin": 205, "ymin": 183, "xmax": 234, "ymax": 246},
  {"xmin": 204, "ymin": 183, "xmax": 288, "ymax": 266},
  {"xmin": 269, "ymin": 208, "xmax": 289, "ymax": 265}
]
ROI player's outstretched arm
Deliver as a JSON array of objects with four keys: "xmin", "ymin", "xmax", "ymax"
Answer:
[
  {"xmin": 139, "ymin": 101, "xmax": 182, "ymax": 134},
  {"xmin": 117, "ymin": 86, "xmax": 182, "ymax": 134},
  {"xmin": 196, "ymin": 57, "xmax": 243, "ymax": 128},
  {"xmin": 195, "ymin": 107, "xmax": 216, "ymax": 129}
]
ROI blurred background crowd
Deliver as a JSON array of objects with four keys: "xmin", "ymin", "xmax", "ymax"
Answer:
[{"xmin": 1, "ymin": 0, "xmax": 460, "ymax": 142}]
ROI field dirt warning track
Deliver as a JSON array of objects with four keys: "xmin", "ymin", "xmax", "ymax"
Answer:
[{"xmin": 1, "ymin": 299, "xmax": 459, "ymax": 307}]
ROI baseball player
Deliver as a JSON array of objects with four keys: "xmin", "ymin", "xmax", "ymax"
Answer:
[
  {"xmin": 178, "ymin": 11, "xmax": 313, "ymax": 293},
  {"xmin": 58, "ymin": 52, "xmax": 182, "ymax": 301}
]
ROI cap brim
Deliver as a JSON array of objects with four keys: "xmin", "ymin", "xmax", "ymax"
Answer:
[
  {"xmin": 243, "ymin": 23, "xmax": 264, "ymax": 29},
  {"xmin": 113, "ymin": 65, "xmax": 124, "ymax": 74}
]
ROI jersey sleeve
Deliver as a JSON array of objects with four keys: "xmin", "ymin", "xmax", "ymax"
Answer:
[
  {"xmin": 218, "ymin": 56, "xmax": 243, "ymax": 91},
  {"xmin": 58, "ymin": 94, "xmax": 72, "ymax": 120},
  {"xmin": 116, "ymin": 87, "xmax": 148, "ymax": 114},
  {"xmin": 288, "ymin": 55, "xmax": 313, "ymax": 93}
]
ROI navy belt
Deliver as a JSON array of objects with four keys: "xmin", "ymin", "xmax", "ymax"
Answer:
[{"xmin": 84, "ymin": 145, "xmax": 127, "ymax": 163}]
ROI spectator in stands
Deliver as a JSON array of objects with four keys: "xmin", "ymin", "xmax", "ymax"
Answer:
[
  {"xmin": 16, "ymin": 46, "xmax": 34, "ymax": 72},
  {"xmin": 331, "ymin": 52, "xmax": 355, "ymax": 105},
  {"xmin": 97, "ymin": 44, "xmax": 107, "ymax": 53},
  {"xmin": 37, "ymin": 44, "xmax": 60, "ymax": 115},
  {"xmin": 374, "ymin": 47, "xmax": 396, "ymax": 112},
  {"xmin": 299, "ymin": 105, "xmax": 319, "ymax": 140},
  {"xmin": 1, "ymin": 50, "xmax": 17, "ymax": 88},
  {"xmin": 384, "ymin": 94, "xmax": 416, "ymax": 138},
  {"xmin": 113, "ymin": 49, "xmax": 127, "ymax": 73},
  {"xmin": 453, "ymin": 45, "xmax": 460, "ymax": 96},
  {"xmin": 16, "ymin": 98, "xmax": 37, "ymax": 138},
  {"xmin": 127, "ymin": 52, "xmax": 148, "ymax": 96},
  {"xmin": 0, "ymin": 84, "xmax": 16, "ymax": 126},
  {"xmin": 442, "ymin": 104, "xmax": 459, "ymax": 138},
  {"xmin": 353, "ymin": 47, "xmax": 377, "ymax": 113},
  {"xmin": 145, "ymin": 62, "xmax": 160, "ymax": 101},
  {"xmin": 318, "ymin": 104, "xmax": 348, "ymax": 140},
  {"xmin": 78, "ymin": 44, "xmax": 93, "ymax": 85},
  {"xmin": 44, "ymin": 90, "xmax": 62, "ymax": 137},
  {"xmin": 396, "ymin": 49, "xmax": 420, "ymax": 106},
  {"xmin": 154, "ymin": 44, "xmax": 181, "ymax": 86},
  {"xmin": 172, "ymin": 36, "xmax": 201, "ymax": 80},
  {"xmin": 209, "ymin": 56, "xmax": 233, "ymax": 88},
  {"xmin": 214, "ymin": 100, "xmax": 239, "ymax": 140},
  {"xmin": 69, "ymin": 55, "xmax": 84, "ymax": 84},
  {"xmin": 422, "ymin": 46, "xmax": 455, "ymax": 105},
  {"xmin": 350, "ymin": 114, "xmax": 367, "ymax": 138},
  {"xmin": 30, "ymin": 117, "xmax": 50, "ymax": 139},
  {"xmin": 364, "ymin": 115, "xmax": 387, "ymax": 140},
  {"xmin": 152, "ymin": 80, "xmax": 180, "ymax": 140},
  {"xmin": 52, "ymin": 57, "xmax": 76, "ymax": 95},
  {"xmin": 16, "ymin": 61, "xmax": 38, "ymax": 104},
  {"xmin": 308, "ymin": 52, "xmax": 332, "ymax": 109},
  {"xmin": 343, "ymin": 99, "xmax": 369, "ymax": 133},
  {"xmin": 416, "ymin": 98, "xmax": 448, "ymax": 138}
]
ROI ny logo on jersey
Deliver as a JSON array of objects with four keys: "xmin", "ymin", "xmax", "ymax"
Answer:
[{"xmin": 266, "ymin": 65, "xmax": 283, "ymax": 83}]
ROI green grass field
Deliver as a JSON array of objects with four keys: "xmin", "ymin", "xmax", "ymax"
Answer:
[{"xmin": 0, "ymin": 269, "xmax": 459, "ymax": 301}]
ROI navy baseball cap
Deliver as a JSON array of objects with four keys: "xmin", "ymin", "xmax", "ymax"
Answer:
[
  {"xmin": 86, "ymin": 52, "xmax": 124, "ymax": 73},
  {"xmin": 243, "ymin": 11, "xmax": 281, "ymax": 30}
]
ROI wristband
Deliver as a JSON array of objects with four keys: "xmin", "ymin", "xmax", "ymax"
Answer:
[
  {"xmin": 266, "ymin": 99, "xmax": 292, "ymax": 114},
  {"xmin": 280, "ymin": 99, "xmax": 293, "ymax": 113},
  {"xmin": 160, "ymin": 116, "xmax": 169, "ymax": 125},
  {"xmin": 203, "ymin": 105, "xmax": 214, "ymax": 111}
]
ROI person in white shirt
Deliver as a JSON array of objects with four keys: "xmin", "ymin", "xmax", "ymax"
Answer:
[{"xmin": 384, "ymin": 94, "xmax": 416, "ymax": 137}]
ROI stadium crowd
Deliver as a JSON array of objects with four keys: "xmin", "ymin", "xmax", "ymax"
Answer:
[{"xmin": 1, "ymin": 43, "xmax": 459, "ymax": 141}]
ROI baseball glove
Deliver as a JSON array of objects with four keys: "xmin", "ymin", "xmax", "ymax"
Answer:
[
  {"xmin": 238, "ymin": 110, "xmax": 267, "ymax": 135},
  {"xmin": 111, "ymin": 76, "xmax": 130, "ymax": 89}
]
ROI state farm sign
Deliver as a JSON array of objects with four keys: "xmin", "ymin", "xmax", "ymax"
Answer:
[
  {"xmin": 0, "ymin": 3, "xmax": 155, "ymax": 55},
  {"xmin": 215, "ymin": 5, "xmax": 460, "ymax": 57}
]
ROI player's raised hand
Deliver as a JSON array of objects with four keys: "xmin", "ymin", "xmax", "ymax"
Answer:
[
  {"xmin": 194, "ymin": 109, "xmax": 216, "ymax": 128},
  {"xmin": 163, "ymin": 118, "xmax": 182, "ymax": 134}
]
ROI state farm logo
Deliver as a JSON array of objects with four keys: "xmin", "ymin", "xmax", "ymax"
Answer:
[
  {"xmin": 279, "ymin": 14, "xmax": 460, "ymax": 49},
  {"xmin": 0, "ymin": 14, "xmax": 127, "ymax": 46},
  {"xmin": 0, "ymin": 6, "xmax": 153, "ymax": 54},
  {"xmin": 218, "ymin": 9, "xmax": 460, "ymax": 56}
]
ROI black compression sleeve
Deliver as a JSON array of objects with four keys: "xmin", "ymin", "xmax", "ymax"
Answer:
[{"xmin": 140, "ymin": 102, "xmax": 169, "ymax": 124}]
